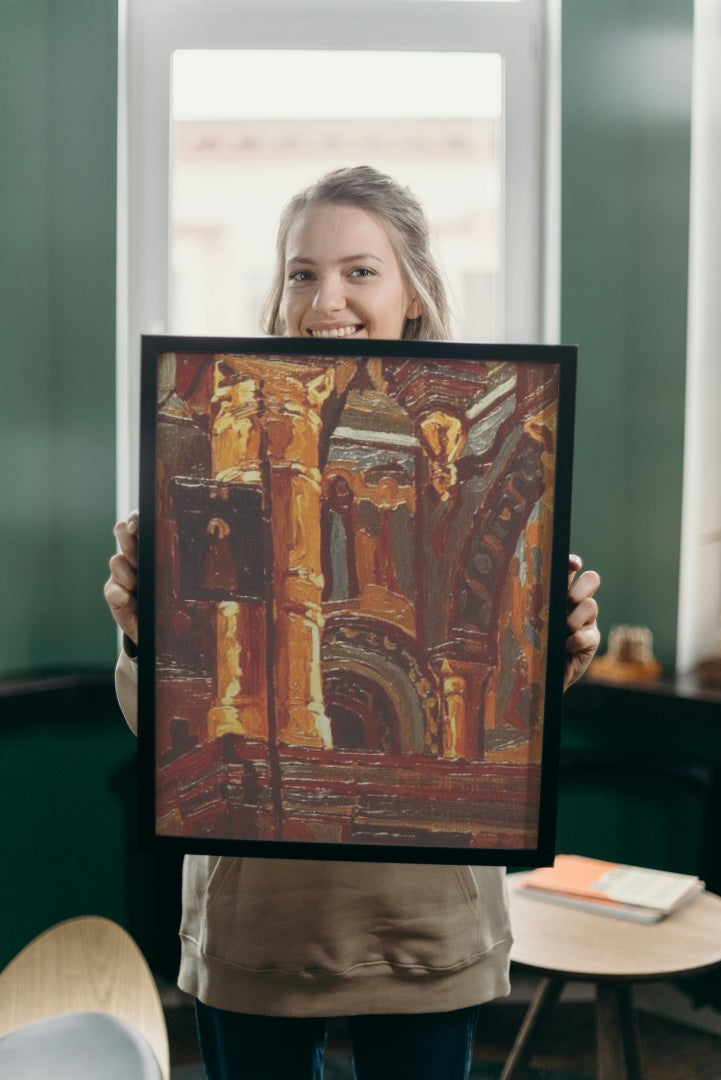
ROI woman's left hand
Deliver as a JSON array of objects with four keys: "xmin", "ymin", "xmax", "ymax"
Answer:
[{"xmin": 564, "ymin": 554, "xmax": 601, "ymax": 691}]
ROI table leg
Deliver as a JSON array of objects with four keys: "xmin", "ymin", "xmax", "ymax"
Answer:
[
  {"xmin": 499, "ymin": 976, "xmax": 565, "ymax": 1080},
  {"xmin": 596, "ymin": 982, "xmax": 643, "ymax": 1080}
]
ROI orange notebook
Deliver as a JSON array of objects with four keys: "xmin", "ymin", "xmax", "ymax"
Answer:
[{"xmin": 516, "ymin": 854, "xmax": 704, "ymax": 923}]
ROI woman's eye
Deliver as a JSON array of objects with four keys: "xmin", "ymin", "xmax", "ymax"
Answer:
[
  {"xmin": 288, "ymin": 269, "xmax": 313, "ymax": 283},
  {"xmin": 349, "ymin": 267, "xmax": 375, "ymax": 279}
]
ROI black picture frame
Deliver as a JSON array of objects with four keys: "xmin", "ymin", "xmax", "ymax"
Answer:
[{"xmin": 138, "ymin": 335, "xmax": 576, "ymax": 865}]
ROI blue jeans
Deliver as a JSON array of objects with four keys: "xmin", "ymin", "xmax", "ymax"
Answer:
[{"xmin": 195, "ymin": 1000, "xmax": 481, "ymax": 1080}]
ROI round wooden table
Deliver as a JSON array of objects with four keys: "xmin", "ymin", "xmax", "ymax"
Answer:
[{"xmin": 502, "ymin": 873, "xmax": 721, "ymax": 1080}]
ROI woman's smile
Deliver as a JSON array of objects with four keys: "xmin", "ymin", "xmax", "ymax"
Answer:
[{"xmin": 306, "ymin": 323, "xmax": 365, "ymax": 339}]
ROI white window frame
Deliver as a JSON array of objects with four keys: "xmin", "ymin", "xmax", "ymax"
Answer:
[
  {"xmin": 676, "ymin": 0, "xmax": 721, "ymax": 675},
  {"xmin": 116, "ymin": 0, "xmax": 559, "ymax": 512}
]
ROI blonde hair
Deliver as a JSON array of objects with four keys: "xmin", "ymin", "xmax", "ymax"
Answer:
[{"xmin": 262, "ymin": 166, "xmax": 453, "ymax": 341}]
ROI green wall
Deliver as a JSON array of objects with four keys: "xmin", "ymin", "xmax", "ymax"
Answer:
[
  {"xmin": 0, "ymin": 0, "xmax": 126, "ymax": 970},
  {"xmin": 562, "ymin": 0, "xmax": 693, "ymax": 670},
  {"xmin": 0, "ymin": 683, "xmax": 183, "ymax": 974},
  {"xmin": 0, "ymin": 0, "xmax": 118, "ymax": 675}
]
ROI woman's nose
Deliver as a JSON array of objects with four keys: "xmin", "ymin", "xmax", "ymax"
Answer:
[{"xmin": 312, "ymin": 274, "xmax": 345, "ymax": 314}]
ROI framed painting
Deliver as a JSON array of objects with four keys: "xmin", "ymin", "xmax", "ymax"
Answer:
[{"xmin": 138, "ymin": 336, "xmax": 576, "ymax": 865}]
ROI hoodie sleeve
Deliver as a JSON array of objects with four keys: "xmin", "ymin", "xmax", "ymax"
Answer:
[{"xmin": 115, "ymin": 646, "xmax": 139, "ymax": 736}]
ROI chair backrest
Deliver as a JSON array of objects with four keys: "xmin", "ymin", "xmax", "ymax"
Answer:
[{"xmin": 0, "ymin": 915, "xmax": 169, "ymax": 1080}]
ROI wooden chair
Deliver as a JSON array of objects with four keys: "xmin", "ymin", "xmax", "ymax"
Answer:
[{"xmin": 0, "ymin": 915, "xmax": 169, "ymax": 1079}]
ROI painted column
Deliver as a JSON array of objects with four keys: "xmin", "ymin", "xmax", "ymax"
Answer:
[
  {"xmin": 207, "ymin": 362, "xmax": 267, "ymax": 738},
  {"xmin": 262, "ymin": 365, "xmax": 334, "ymax": 748},
  {"xmin": 205, "ymin": 354, "xmax": 348, "ymax": 748},
  {"xmin": 438, "ymin": 658, "xmax": 467, "ymax": 759}
]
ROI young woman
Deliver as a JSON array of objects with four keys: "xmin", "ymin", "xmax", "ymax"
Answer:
[{"xmin": 106, "ymin": 166, "xmax": 601, "ymax": 1080}]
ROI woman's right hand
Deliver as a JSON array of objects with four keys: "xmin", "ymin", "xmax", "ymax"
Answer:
[{"xmin": 104, "ymin": 510, "xmax": 139, "ymax": 646}]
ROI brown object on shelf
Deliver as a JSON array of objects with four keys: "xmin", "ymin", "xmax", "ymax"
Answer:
[
  {"xmin": 696, "ymin": 654, "xmax": 721, "ymax": 689},
  {"xmin": 591, "ymin": 655, "xmax": 663, "ymax": 683},
  {"xmin": 590, "ymin": 624, "xmax": 662, "ymax": 684}
]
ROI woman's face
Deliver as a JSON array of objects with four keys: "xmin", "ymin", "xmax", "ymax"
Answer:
[{"xmin": 280, "ymin": 203, "xmax": 421, "ymax": 341}]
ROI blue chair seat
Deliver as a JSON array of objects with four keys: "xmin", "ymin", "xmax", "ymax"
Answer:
[{"xmin": 0, "ymin": 1011, "xmax": 162, "ymax": 1079}]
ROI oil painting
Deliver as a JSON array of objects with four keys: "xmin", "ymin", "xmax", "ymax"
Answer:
[{"xmin": 138, "ymin": 336, "xmax": 576, "ymax": 864}]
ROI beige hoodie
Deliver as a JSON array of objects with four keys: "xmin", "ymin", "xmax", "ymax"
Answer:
[{"xmin": 116, "ymin": 651, "xmax": 512, "ymax": 1016}]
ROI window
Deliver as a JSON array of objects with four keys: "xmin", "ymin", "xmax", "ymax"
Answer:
[
  {"xmin": 170, "ymin": 49, "xmax": 503, "ymax": 340},
  {"xmin": 117, "ymin": 0, "xmax": 558, "ymax": 510}
]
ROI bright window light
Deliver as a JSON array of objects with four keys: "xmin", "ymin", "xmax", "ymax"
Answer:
[{"xmin": 173, "ymin": 50, "xmax": 502, "ymax": 121}]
